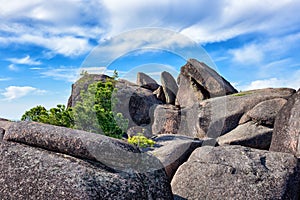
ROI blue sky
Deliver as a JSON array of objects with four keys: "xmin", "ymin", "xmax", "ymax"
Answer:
[{"xmin": 0, "ymin": 0, "xmax": 300, "ymax": 120}]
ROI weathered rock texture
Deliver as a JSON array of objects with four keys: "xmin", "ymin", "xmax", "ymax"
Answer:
[
  {"xmin": 113, "ymin": 79, "xmax": 163, "ymax": 127},
  {"xmin": 217, "ymin": 122, "xmax": 273, "ymax": 150},
  {"xmin": 153, "ymin": 88, "xmax": 295, "ymax": 138},
  {"xmin": 172, "ymin": 145, "xmax": 300, "ymax": 200},
  {"xmin": 270, "ymin": 89, "xmax": 300, "ymax": 156},
  {"xmin": 152, "ymin": 105, "xmax": 181, "ymax": 135},
  {"xmin": 1, "ymin": 121, "xmax": 173, "ymax": 199},
  {"xmin": 239, "ymin": 98, "xmax": 287, "ymax": 127},
  {"xmin": 137, "ymin": 72, "xmax": 159, "ymax": 91},
  {"xmin": 176, "ymin": 59, "xmax": 237, "ymax": 108},
  {"xmin": 161, "ymin": 71, "xmax": 178, "ymax": 105},
  {"xmin": 67, "ymin": 74, "xmax": 110, "ymax": 107},
  {"xmin": 153, "ymin": 86, "xmax": 166, "ymax": 103},
  {"xmin": 145, "ymin": 135, "xmax": 216, "ymax": 180}
]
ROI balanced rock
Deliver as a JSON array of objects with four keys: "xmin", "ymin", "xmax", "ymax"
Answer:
[
  {"xmin": 1, "ymin": 121, "xmax": 173, "ymax": 199},
  {"xmin": 239, "ymin": 98, "xmax": 287, "ymax": 127},
  {"xmin": 217, "ymin": 122, "xmax": 273, "ymax": 150},
  {"xmin": 161, "ymin": 71, "xmax": 178, "ymax": 105},
  {"xmin": 137, "ymin": 72, "xmax": 159, "ymax": 91},
  {"xmin": 176, "ymin": 59, "xmax": 237, "ymax": 108},
  {"xmin": 270, "ymin": 89, "xmax": 300, "ymax": 156},
  {"xmin": 172, "ymin": 145, "xmax": 300, "ymax": 199}
]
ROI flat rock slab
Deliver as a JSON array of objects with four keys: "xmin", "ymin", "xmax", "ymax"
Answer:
[
  {"xmin": 0, "ymin": 141, "xmax": 173, "ymax": 200},
  {"xmin": 4, "ymin": 121, "xmax": 161, "ymax": 172},
  {"xmin": 171, "ymin": 145, "xmax": 300, "ymax": 200},
  {"xmin": 137, "ymin": 72, "xmax": 159, "ymax": 91},
  {"xmin": 270, "ymin": 89, "xmax": 300, "ymax": 156},
  {"xmin": 217, "ymin": 122, "xmax": 273, "ymax": 150},
  {"xmin": 161, "ymin": 71, "xmax": 178, "ymax": 105}
]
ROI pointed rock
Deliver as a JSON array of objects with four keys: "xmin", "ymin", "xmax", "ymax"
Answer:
[
  {"xmin": 137, "ymin": 72, "xmax": 159, "ymax": 91},
  {"xmin": 161, "ymin": 71, "xmax": 178, "ymax": 105}
]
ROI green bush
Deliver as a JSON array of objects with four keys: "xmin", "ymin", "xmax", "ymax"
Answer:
[
  {"xmin": 128, "ymin": 133, "xmax": 156, "ymax": 148},
  {"xmin": 21, "ymin": 104, "xmax": 74, "ymax": 128},
  {"xmin": 21, "ymin": 70, "xmax": 128, "ymax": 139}
]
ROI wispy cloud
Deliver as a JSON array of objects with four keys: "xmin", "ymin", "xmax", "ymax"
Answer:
[
  {"xmin": 1, "ymin": 86, "xmax": 46, "ymax": 101},
  {"xmin": 8, "ymin": 64, "xmax": 19, "ymax": 71},
  {"xmin": 7, "ymin": 55, "xmax": 41, "ymax": 65},
  {"xmin": 0, "ymin": 77, "xmax": 11, "ymax": 82},
  {"xmin": 40, "ymin": 67, "xmax": 79, "ymax": 82}
]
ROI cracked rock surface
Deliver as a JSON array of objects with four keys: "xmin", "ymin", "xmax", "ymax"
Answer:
[{"xmin": 171, "ymin": 145, "xmax": 300, "ymax": 200}]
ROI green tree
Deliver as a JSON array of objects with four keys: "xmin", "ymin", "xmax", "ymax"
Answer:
[
  {"xmin": 73, "ymin": 75, "xmax": 128, "ymax": 138},
  {"xmin": 21, "ymin": 104, "xmax": 74, "ymax": 128}
]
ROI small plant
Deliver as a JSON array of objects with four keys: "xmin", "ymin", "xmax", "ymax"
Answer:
[
  {"xmin": 128, "ymin": 133, "xmax": 155, "ymax": 148},
  {"xmin": 232, "ymin": 91, "xmax": 252, "ymax": 97}
]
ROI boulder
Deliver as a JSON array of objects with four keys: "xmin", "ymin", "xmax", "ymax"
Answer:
[
  {"xmin": 0, "ymin": 128, "xmax": 4, "ymax": 141},
  {"xmin": 127, "ymin": 126, "xmax": 152, "ymax": 138},
  {"xmin": 1, "ymin": 121, "xmax": 173, "ymax": 199},
  {"xmin": 152, "ymin": 105, "xmax": 181, "ymax": 135},
  {"xmin": 137, "ymin": 72, "xmax": 159, "ymax": 91},
  {"xmin": 153, "ymin": 86, "xmax": 166, "ymax": 103},
  {"xmin": 270, "ymin": 89, "xmax": 300, "ymax": 156},
  {"xmin": 113, "ymin": 79, "xmax": 163, "ymax": 127},
  {"xmin": 67, "ymin": 74, "xmax": 110, "ymax": 107},
  {"xmin": 176, "ymin": 59, "xmax": 237, "ymax": 108},
  {"xmin": 0, "ymin": 118, "xmax": 13, "ymax": 131},
  {"xmin": 161, "ymin": 71, "xmax": 178, "ymax": 105},
  {"xmin": 177, "ymin": 88, "xmax": 295, "ymax": 139},
  {"xmin": 145, "ymin": 135, "xmax": 216, "ymax": 180},
  {"xmin": 217, "ymin": 122, "xmax": 273, "ymax": 150},
  {"xmin": 171, "ymin": 145, "xmax": 300, "ymax": 200},
  {"xmin": 239, "ymin": 98, "xmax": 287, "ymax": 127}
]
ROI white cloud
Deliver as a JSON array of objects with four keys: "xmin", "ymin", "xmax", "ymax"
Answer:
[
  {"xmin": 0, "ymin": 77, "xmax": 11, "ymax": 82},
  {"xmin": 239, "ymin": 70, "xmax": 300, "ymax": 91},
  {"xmin": 40, "ymin": 67, "xmax": 79, "ymax": 83},
  {"xmin": 1, "ymin": 86, "xmax": 46, "ymax": 101},
  {"xmin": 7, "ymin": 55, "xmax": 41, "ymax": 65},
  {"xmin": 229, "ymin": 44, "xmax": 264, "ymax": 64},
  {"xmin": 8, "ymin": 64, "xmax": 19, "ymax": 71}
]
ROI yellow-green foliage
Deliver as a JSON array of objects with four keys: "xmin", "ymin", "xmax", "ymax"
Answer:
[
  {"xmin": 231, "ymin": 91, "xmax": 252, "ymax": 97},
  {"xmin": 128, "ymin": 133, "xmax": 155, "ymax": 148}
]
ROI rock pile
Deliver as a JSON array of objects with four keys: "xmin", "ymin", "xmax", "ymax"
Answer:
[{"xmin": 1, "ymin": 58, "xmax": 300, "ymax": 199}]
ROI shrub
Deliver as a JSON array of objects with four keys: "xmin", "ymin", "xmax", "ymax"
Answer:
[{"xmin": 128, "ymin": 133, "xmax": 156, "ymax": 148}]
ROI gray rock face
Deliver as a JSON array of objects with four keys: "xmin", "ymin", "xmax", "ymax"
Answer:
[
  {"xmin": 1, "ymin": 121, "xmax": 173, "ymax": 199},
  {"xmin": 67, "ymin": 74, "xmax": 110, "ymax": 107},
  {"xmin": 177, "ymin": 88, "xmax": 295, "ymax": 139},
  {"xmin": 0, "ymin": 118, "xmax": 13, "ymax": 131},
  {"xmin": 113, "ymin": 79, "xmax": 163, "ymax": 127},
  {"xmin": 176, "ymin": 59, "xmax": 237, "ymax": 108},
  {"xmin": 171, "ymin": 145, "xmax": 300, "ymax": 200},
  {"xmin": 152, "ymin": 105, "xmax": 181, "ymax": 135},
  {"xmin": 137, "ymin": 72, "xmax": 160, "ymax": 91},
  {"xmin": 153, "ymin": 86, "xmax": 166, "ymax": 103},
  {"xmin": 270, "ymin": 90, "xmax": 300, "ymax": 156},
  {"xmin": 217, "ymin": 122, "xmax": 273, "ymax": 150},
  {"xmin": 239, "ymin": 98, "xmax": 287, "ymax": 127},
  {"xmin": 145, "ymin": 135, "xmax": 215, "ymax": 181},
  {"xmin": 127, "ymin": 126, "xmax": 152, "ymax": 138},
  {"xmin": 0, "ymin": 128, "xmax": 4, "ymax": 141},
  {"xmin": 161, "ymin": 71, "xmax": 178, "ymax": 105}
]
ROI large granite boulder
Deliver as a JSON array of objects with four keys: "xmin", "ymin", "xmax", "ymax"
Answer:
[
  {"xmin": 270, "ymin": 89, "xmax": 300, "ymax": 156},
  {"xmin": 67, "ymin": 74, "xmax": 110, "ymax": 107},
  {"xmin": 239, "ymin": 98, "xmax": 287, "ymax": 127},
  {"xmin": 176, "ymin": 59, "xmax": 237, "ymax": 108},
  {"xmin": 161, "ymin": 71, "xmax": 178, "ymax": 105},
  {"xmin": 172, "ymin": 145, "xmax": 300, "ymax": 200},
  {"xmin": 217, "ymin": 122, "xmax": 273, "ymax": 150},
  {"xmin": 113, "ymin": 79, "xmax": 163, "ymax": 127},
  {"xmin": 1, "ymin": 121, "xmax": 173, "ymax": 199},
  {"xmin": 153, "ymin": 86, "xmax": 166, "ymax": 103},
  {"xmin": 152, "ymin": 105, "xmax": 181, "ymax": 135},
  {"xmin": 177, "ymin": 88, "xmax": 295, "ymax": 139},
  {"xmin": 137, "ymin": 72, "xmax": 160, "ymax": 91},
  {"xmin": 0, "ymin": 118, "xmax": 13, "ymax": 131},
  {"xmin": 145, "ymin": 135, "xmax": 216, "ymax": 181}
]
